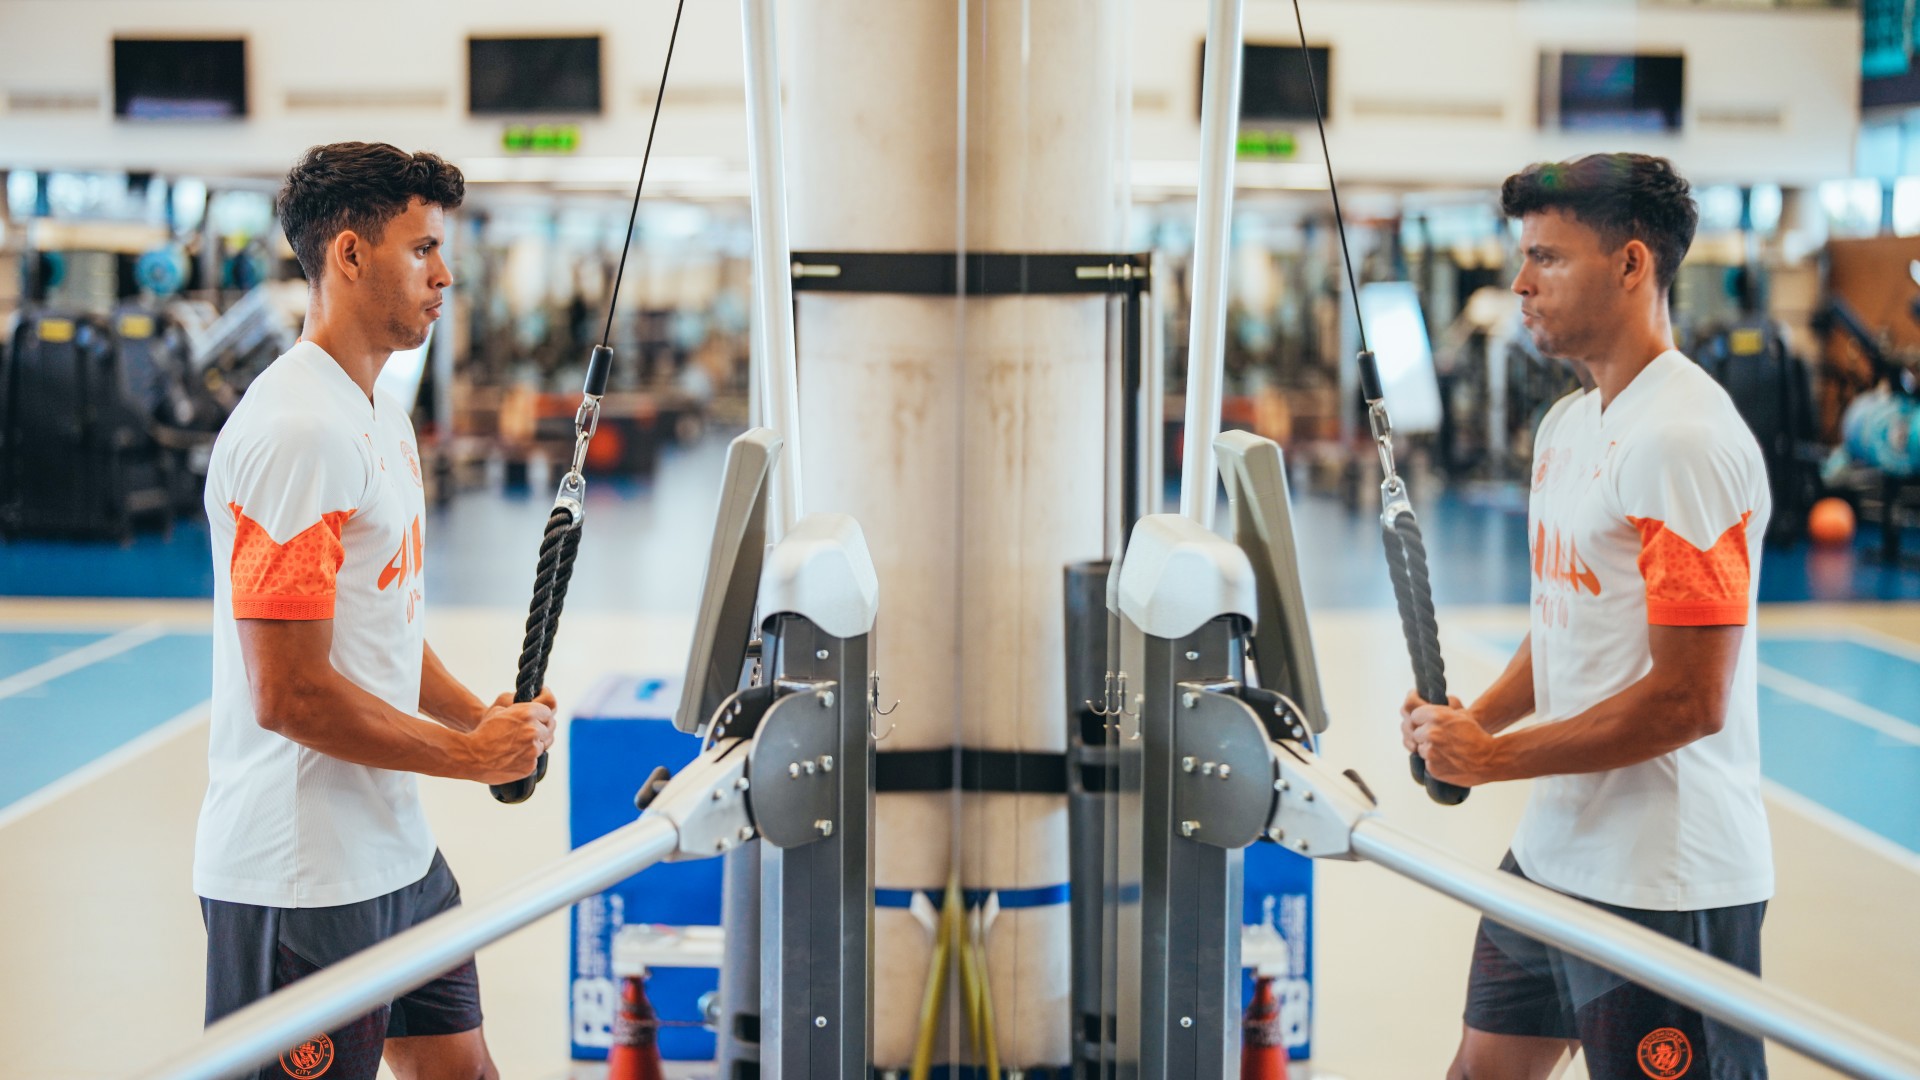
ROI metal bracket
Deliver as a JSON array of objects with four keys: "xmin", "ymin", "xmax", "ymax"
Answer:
[
  {"xmin": 1264, "ymin": 741, "xmax": 1378, "ymax": 860},
  {"xmin": 1171, "ymin": 685, "xmax": 1278, "ymax": 850},
  {"xmin": 745, "ymin": 684, "xmax": 843, "ymax": 849},
  {"xmin": 705, "ymin": 681, "xmax": 782, "ymax": 746},
  {"xmin": 1235, "ymin": 684, "xmax": 1310, "ymax": 744},
  {"xmin": 641, "ymin": 739, "xmax": 757, "ymax": 860}
]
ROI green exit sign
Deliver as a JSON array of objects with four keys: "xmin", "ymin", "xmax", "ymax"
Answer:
[
  {"xmin": 1237, "ymin": 129, "xmax": 1297, "ymax": 160},
  {"xmin": 502, "ymin": 124, "xmax": 581, "ymax": 154}
]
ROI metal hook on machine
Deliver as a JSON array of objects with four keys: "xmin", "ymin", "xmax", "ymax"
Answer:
[{"xmin": 868, "ymin": 670, "xmax": 899, "ymax": 742}]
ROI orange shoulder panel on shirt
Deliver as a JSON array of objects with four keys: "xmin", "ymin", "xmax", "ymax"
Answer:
[
  {"xmin": 1626, "ymin": 512, "xmax": 1753, "ymax": 626},
  {"xmin": 229, "ymin": 504, "xmax": 355, "ymax": 620}
]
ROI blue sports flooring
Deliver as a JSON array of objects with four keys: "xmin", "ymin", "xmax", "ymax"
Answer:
[
  {"xmin": 0, "ymin": 630, "xmax": 213, "ymax": 809},
  {"xmin": 0, "ymin": 622, "xmax": 1915, "ymax": 871}
]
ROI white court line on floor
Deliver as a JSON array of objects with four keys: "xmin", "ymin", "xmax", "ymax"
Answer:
[
  {"xmin": 1838, "ymin": 624, "xmax": 1920, "ymax": 666},
  {"xmin": 1755, "ymin": 664, "xmax": 1920, "ymax": 747},
  {"xmin": 0, "ymin": 621, "xmax": 166, "ymax": 701},
  {"xmin": 0, "ymin": 700, "xmax": 209, "ymax": 831},
  {"xmin": 1762, "ymin": 779, "xmax": 1920, "ymax": 877}
]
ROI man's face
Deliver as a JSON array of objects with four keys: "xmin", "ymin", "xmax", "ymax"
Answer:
[
  {"xmin": 358, "ymin": 198, "xmax": 451, "ymax": 352},
  {"xmin": 1509, "ymin": 209, "xmax": 1626, "ymax": 362}
]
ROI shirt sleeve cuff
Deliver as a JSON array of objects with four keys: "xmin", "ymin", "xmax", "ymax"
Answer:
[
  {"xmin": 1646, "ymin": 599, "xmax": 1748, "ymax": 626},
  {"xmin": 233, "ymin": 594, "xmax": 335, "ymax": 620}
]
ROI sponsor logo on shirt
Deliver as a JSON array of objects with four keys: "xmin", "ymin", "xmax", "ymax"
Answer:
[
  {"xmin": 377, "ymin": 516, "xmax": 425, "ymax": 622},
  {"xmin": 1636, "ymin": 1026, "xmax": 1692, "ymax": 1078},
  {"xmin": 1531, "ymin": 523, "xmax": 1600, "ymax": 628}
]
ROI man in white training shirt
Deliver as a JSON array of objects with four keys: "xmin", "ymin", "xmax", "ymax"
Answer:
[
  {"xmin": 1405, "ymin": 154, "xmax": 1772, "ymax": 1080},
  {"xmin": 197, "ymin": 142, "xmax": 556, "ymax": 1080}
]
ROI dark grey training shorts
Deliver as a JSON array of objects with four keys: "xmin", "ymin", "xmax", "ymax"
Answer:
[
  {"xmin": 201, "ymin": 849, "xmax": 482, "ymax": 1080},
  {"xmin": 1464, "ymin": 852, "xmax": 1767, "ymax": 1080}
]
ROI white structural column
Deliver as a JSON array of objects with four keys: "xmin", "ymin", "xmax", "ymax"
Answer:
[
  {"xmin": 787, "ymin": 2, "xmax": 965, "ymax": 1068},
  {"xmin": 788, "ymin": 0, "xmax": 1128, "ymax": 1069},
  {"xmin": 960, "ymin": 0, "xmax": 1128, "ymax": 1069}
]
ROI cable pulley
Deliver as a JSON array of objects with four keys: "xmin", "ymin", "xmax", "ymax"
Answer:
[
  {"xmin": 490, "ymin": 0, "xmax": 689, "ymax": 804},
  {"xmin": 1290, "ymin": 0, "xmax": 1467, "ymax": 806}
]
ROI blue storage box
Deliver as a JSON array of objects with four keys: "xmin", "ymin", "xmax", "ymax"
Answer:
[{"xmin": 567, "ymin": 674, "xmax": 723, "ymax": 1063}]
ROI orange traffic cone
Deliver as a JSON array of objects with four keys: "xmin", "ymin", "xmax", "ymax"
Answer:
[
  {"xmin": 607, "ymin": 970, "xmax": 666, "ymax": 1080},
  {"xmin": 1241, "ymin": 972, "xmax": 1287, "ymax": 1080}
]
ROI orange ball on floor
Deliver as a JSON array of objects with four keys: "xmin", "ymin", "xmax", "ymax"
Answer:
[{"xmin": 1808, "ymin": 497, "xmax": 1855, "ymax": 547}]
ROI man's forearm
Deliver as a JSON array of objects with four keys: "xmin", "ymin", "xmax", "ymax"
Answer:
[
  {"xmin": 419, "ymin": 641, "xmax": 485, "ymax": 732},
  {"xmin": 264, "ymin": 664, "xmax": 480, "ymax": 779},
  {"xmin": 1486, "ymin": 670, "xmax": 1714, "ymax": 782},
  {"xmin": 1468, "ymin": 634, "xmax": 1536, "ymax": 734}
]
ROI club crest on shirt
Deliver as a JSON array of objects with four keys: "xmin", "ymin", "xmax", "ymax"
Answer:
[
  {"xmin": 1636, "ymin": 1027, "xmax": 1692, "ymax": 1078},
  {"xmin": 280, "ymin": 1033, "xmax": 334, "ymax": 1078},
  {"xmin": 400, "ymin": 441, "xmax": 423, "ymax": 488}
]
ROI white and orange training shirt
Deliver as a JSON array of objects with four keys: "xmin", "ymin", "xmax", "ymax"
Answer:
[
  {"xmin": 194, "ymin": 341, "xmax": 434, "ymax": 908},
  {"xmin": 1510, "ymin": 349, "xmax": 1773, "ymax": 911}
]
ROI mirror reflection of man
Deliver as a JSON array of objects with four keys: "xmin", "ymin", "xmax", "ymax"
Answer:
[
  {"xmin": 1405, "ymin": 154, "xmax": 1772, "ymax": 1080},
  {"xmin": 196, "ymin": 143, "xmax": 556, "ymax": 1080}
]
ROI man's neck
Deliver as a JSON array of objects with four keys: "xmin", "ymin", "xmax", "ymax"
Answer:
[
  {"xmin": 1581, "ymin": 311, "xmax": 1675, "ymax": 410},
  {"xmin": 300, "ymin": 299, "xmax": 384, "ymax": 401}
]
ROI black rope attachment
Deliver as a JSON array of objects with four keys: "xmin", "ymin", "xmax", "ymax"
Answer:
[
  {"xmin": 489, "ymin": 0, "xmax": 685, "ymax": 806},
  {"xmin": 1289, "ymin": 0, "xmax": 1468, "ymax": 806}
]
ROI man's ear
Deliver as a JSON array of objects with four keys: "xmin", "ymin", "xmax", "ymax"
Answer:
[
  {"xmin": 331, "ymin": 229, "xmax": 366, "ymax": 284},
  {"xmin": 1620, "ymin": 238, "xmax": 1655, "ymax": 292}
]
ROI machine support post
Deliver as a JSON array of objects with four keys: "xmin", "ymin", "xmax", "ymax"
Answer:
[{"xmin": 754, "ymin": 613, "xmax": 875, "ymax": 1077}]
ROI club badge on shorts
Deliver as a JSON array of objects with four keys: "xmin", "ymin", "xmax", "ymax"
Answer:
[
  {"xmin": 281, "ymin": 1033, "xmax": 334, "ymax": 1078},
  {"xmin": 1637, "ymin": 1026, "xmax": 1693, "ymax": 1078}
]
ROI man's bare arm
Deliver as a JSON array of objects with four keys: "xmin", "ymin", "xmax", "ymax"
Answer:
[
  {"xmin": 419, "ymin": 641, "xmax": 486, "ymax": 732},
  {"xmin": 1468, "ymin": 633, "xmax": 1536, "ymax": 734},
  {"xmin": 1410, "ymin": 624, "xmax": 1743, "ymax": 786},
  {"xmin": 1401, "ymin": 633, "xmax": 1535, "ymax": 751},
  {"xmin": 238, "ymin": 619, "xmax": 552, "ymax": 784}
]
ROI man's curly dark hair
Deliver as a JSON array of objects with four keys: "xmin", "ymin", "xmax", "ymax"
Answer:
[
  {"xmin": 1500, "ymin": 153, "xmax": 1697, "ymax": 290},
  {"xmin": 277, "ymin": 142, "xmax": 465, "ymax": 282}
]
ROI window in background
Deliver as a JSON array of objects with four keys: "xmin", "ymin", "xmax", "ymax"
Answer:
[
  {"xmin": 113, "ymin": 39, "xmax": 247, "ymax": 120},
  {"xmin": 1819, "ymin": 179, "xmax": 1885, "ymax": 238},
  {"xmin": 469, "ymin": 36, "xmax": 603, "ymax": 115},
  {"xmin": 1892, "ymin": 178, "xmax": 1920, "ymax": 236},
  {"xmin": 6, "ymin": 171, "xmax": 38, "ymax": 219},
  {"xmin": 1748, "ymin": 184, "xmax": 1784, "ymax": 235},
  {"xmin": 1697, "ymin": 186, "xmax": 1745, "ymax": 234}
]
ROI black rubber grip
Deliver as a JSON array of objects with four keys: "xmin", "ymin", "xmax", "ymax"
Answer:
[
  {"xmin": 491, "ymin": 507, "xmax": 580, "ymax": 805},
  {"xmin": 1358, "ymin": 349, "xmax": 1384, "ymax": 403},
  {"xmin": 584, "ymin": 344, "xmax": 613, "ymax": 397},
  {"xmin": 1382, "ymin": 512, "xmax": 1470, "ymax": 807}
]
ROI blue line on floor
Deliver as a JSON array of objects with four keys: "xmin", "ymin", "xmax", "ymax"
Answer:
[
  {"xmin": 0, "ymin": 632, "xmax": 112, "ymax": 681},
  {"xmin": 0, "ymin": 632, "xmax": 212, "ymax": 810},
  {"xmin": 1757, "ymin": 637, "xmax": 1920, "ymax": 731},
  {"xmin": 1759, "ymin": 684, "xmax": 1920, "ymax": 854}
]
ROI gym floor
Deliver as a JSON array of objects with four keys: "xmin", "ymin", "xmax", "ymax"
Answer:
[{"xmin": 2, "ymin": 431, "xmax": 1917, "ymax": 1079}]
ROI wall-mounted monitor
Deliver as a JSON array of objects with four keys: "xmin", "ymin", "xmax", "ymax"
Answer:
[
  {"xmin": 1197, "ymin": 43, "xmax": 1331, "ymax": 123},
  {"xmin": 1541, "ymin": 51, "xmax": 1685, "ymax": 133},
  {"xmin": 1862, "ymin": 0, "xmax": 1920, "ymax": 109},
  {"xmin": 113, "ymin": 39, "xmax": 247, "ymax": 120},
  {"xmin": 469, "ymin": 36, "xmax": 603, "ymax": 115}
]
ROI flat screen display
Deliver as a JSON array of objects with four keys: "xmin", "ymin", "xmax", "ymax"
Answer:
[
  {"xmin": 1555, "ymin": 52, "xmax": 1684, "ymax": 133},
  {"xmin": 114, "ymin": 39, "xmax": 247, "ymax": 120},
  {"xmin": 469, "ymin": 36, "xmax": 603, "ymax": 115},
  {"xmin": 1357, "ymin": 282, "xmax": 1443, "ymax": 436},
  {"xmin": 1197, "ymin": 43, "xmax": 1330, "ymax": 123},
  {"xmin": 1861, "ymin": 0, "xmax": 1920, "ymax": 108}
]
